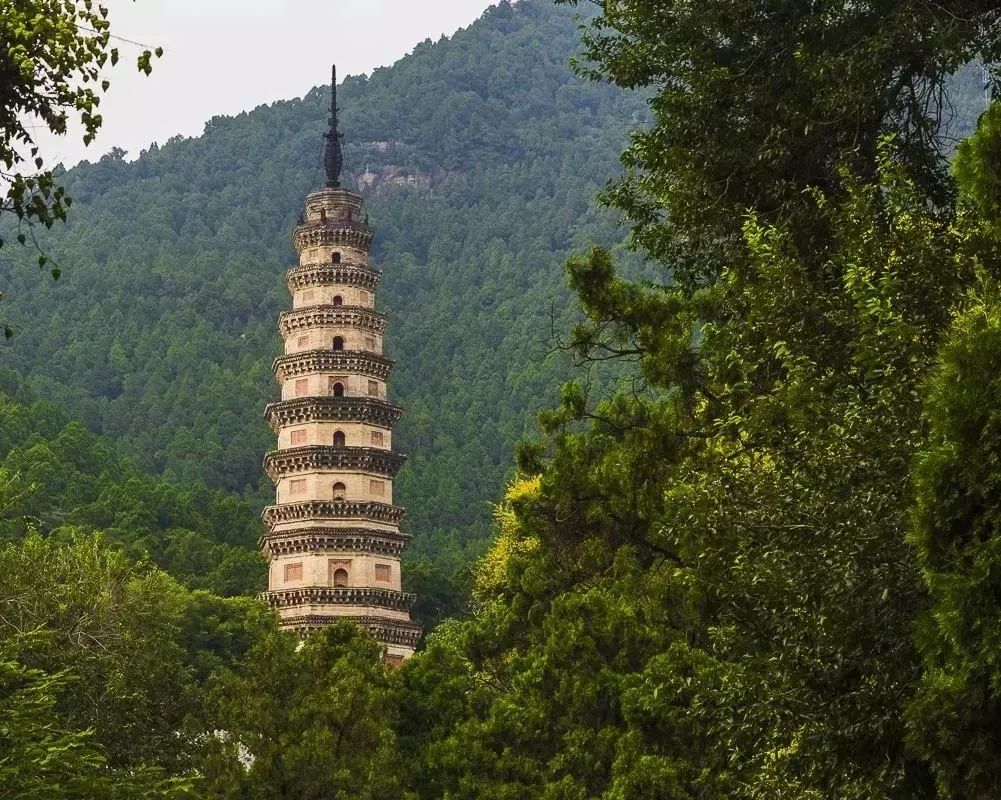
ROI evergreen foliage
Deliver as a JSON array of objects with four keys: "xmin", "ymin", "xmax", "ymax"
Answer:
[
  {"xmin": 0, "ymin": 0, "xmax": 646, "ymax": 586},
  {"xmin": 0, "ymin": 530, "xmax": 395, "ymax": 799},
  {"xmin": 906, "ymin": 103, "xmax": 1001, "ymax": 798},
  {"xmin": 0, "ymin": 378, "xmax": 264, "ymax": 596},
  {"xmin": 2, "ymin": 2, "xmax": 1001, "ymax": 798},
  {"xmin": 389, "ymin": 3, "xmax": 1001, "ymax": 799}
]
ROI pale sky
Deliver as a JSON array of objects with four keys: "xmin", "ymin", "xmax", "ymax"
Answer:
[{"xmin": 37, "ymin": 0, "xmax": 497, "ymax": 169}]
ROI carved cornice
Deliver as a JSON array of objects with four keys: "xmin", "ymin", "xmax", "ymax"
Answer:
[
  {"xmin": 279, "ymin": 305, "xmax": 387, "ymax": 337},
  {"xmin": 280, "ymin": 614, "xmax": 422, "ymax": 646},
  {"xmin": 273, "ymin": 349, "xmax": 393, "ymax": 382},
  {"xmin": 286, "ymin": 263, "xmax": 382, "ymax": 293},
  {"xmin": 264, "ymin": 586, "xmax": 415, "ymax": 612},
  {"xmin": 259, "ymin": 526, "xmax": 411, "ymax": 558},
  {"xmin": 293, "ymin": 221, "xmax": 373, "ymax": 253},
  {"xmin": 262, "ymin": 500, "xmax": 406, "ymax": 526},
  {"xmin": 265, "ymin": 397, "xmax": 403, "ymax": 433},
  {"xmin": 263, "ymin": 445, "xmax": 405, "ymax": 481}
]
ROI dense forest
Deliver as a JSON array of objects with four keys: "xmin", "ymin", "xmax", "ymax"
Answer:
[
  {"xmin": 4, "ymin": 0, "xmax": 1001, "ymax": 797},
  {"xmin": 0, "ymin": 376, "xmax": 263, "ymax": 595},
  {"xmin": 0, "ymin": 0, "xmax": 646, "ymax": 593}
]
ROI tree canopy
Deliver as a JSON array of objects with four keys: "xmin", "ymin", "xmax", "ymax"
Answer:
[
  {"xmin": 0, "ymin": 0, "xmax": 160, "ymax": 282},
  {"xmin": 2, "ymin": 1, "xmax": 1001, "ymax": 798}
]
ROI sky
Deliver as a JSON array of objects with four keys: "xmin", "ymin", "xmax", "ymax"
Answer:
[{"xmin": 36, "ymin": 0, "xmax": 497, "ymax": 169}]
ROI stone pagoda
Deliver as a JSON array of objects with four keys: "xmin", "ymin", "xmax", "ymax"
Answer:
[{"xmin": 260, "ymin": 67, "xmax": 420, "ymax": 662}]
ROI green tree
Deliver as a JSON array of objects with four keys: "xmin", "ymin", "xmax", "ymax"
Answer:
[
  {"xmin": 0, "ymin": 529, "xmax": 273, "ymax": 779},
  {"xmin": 395, "ymin": 5, "xmax": 1001, "ymax": 800},
  {"xmin": 0, "ymin": 638, "xmax": 191, "ymax": 800},
  {"xmin": 906, "ymin": 102, "xmax": 1001, "ymax": 798},
  {"xmin": 557, "ymin": 0, "xmax": 999, "ymax": 286},
  {"xmin": 0, "ymin": 0, "xmax": 161, "ymax": 264},
  {"xmin": 201, "ymin": 622, "xmax": 402, "ymax": 800}
]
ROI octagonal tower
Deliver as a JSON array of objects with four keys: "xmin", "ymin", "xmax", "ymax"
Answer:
[{"xmin": 260, "ymin": 67, "xmax": 420, "ymax": 661}]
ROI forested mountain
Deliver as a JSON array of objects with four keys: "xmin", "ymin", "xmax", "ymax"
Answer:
[
  {"xmin": 0, "ymin": 0, "xmax": 646, "ymax": 579},
  {"xmin": 0, "ymin": 375, "xmax": 263, "ymax": 595},
  {"xmin": 6, "ymin": 0, "xmax": 1001, "ymax": 797}
]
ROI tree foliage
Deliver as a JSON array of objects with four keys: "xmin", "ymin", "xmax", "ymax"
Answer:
[
  {"xmin": 201, "ymin": 623, "xmax": 402, "ymax": 800},
  {"xmin": 390, "ymin": 3, "xmax": 1001, "ymax": 799},
  {"xmin": 0, "ymin": 529, "xmax": 409, "ymax": 800},
  {"xmin": 0, "ymin": 1, "xmax": 646, "ymax": 602},
  {"xmin": 0, "ymin": 0, "xmax": 161, "ymax": 269},
  {"xmin": 558, "ymin": 0, "xmax": 998, "ymax": 286},
  {"xmin": 905, "ymin": 103, "xmax": 1001, "ymax": 798},
  {"xmin": 3, "ymin": 2, "xmax": 1001, "ymax": 798},
  {"xmin": 0, "ymin": 379, "xmax": 265, "ymax": 595}
]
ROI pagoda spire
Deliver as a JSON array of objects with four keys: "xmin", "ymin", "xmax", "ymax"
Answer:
[{"xmin": 323, "ymin": 65, "xmax": 343, "ymax": 188}]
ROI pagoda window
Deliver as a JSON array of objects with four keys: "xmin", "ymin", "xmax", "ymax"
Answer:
[
  {"xmin": 333, "ymin": 336, "xmax": 344, "ymax": 351},
  {"xmin": 290, "ymin": 428, "xmax": 307, "ymax": 446},
  {"xmin": 333, "ymin": 430, "xmax": 346, "ymax": 447},
  {"xmin": 369, "ymin": 479, "xmax": 385, "ymax": 497},
  {"xmin": 367, "ymin": 380, "xmax": 379, "ymax": 397},
  {"xmin": 332, "ymin": 481, "xmax": 346, "ymax": 500},
  {"xmin": 332, "ymin": 567, "xmax": 349, "ymax": 587},
  {"xmin": 331, "ymin": 381, "xmax": 345, "ymax": 397},
  {"xmin": 331, "ymin": 251, "xmax": 341, "ymax": 263},
  {"xmin": 294, "ymin": 378, "xmax": 309, "ymax": 397},
  {"xmin": 284, "ymin": 562, "xmax": 303, "ymax": 582},
  {"xmin": 296, "ymin": 335, "xmax": 309, "ymax": 349},
  {"xmin": 375, "ymin": 564, "xmax": 391, "ymax": 583},
  {"xmin": 364, "ymin": 336, "xmax": 376, "ymax": 350},
  {"xmin": 370, "ymin": 430, "xmax": 384, "ymax": 446},
  {"xmin": 319, "ymin": 209, "xmax": 327, "ymax": 221},
  {"xmin": 290, "ymin": 478, "xmax": 306, "ymax": 496},
  {"xmin": 302, "ymin": 290, "xmax": 315, "ymax": 304},
  {"xmin": 332, "ymin": 295, "xmax": 343, "ymax": 307}
]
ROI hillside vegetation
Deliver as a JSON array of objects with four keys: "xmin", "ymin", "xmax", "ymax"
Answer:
[
  {"xmin": 4, "ymin": 0, "xmax": 1001, "ymax": 798},
  {"xmin": 0, "ymin": 0, "xmax": 646, "ymax": 581},
  {"xmin": 0, "ymin": 374, "xmax": 263, "ymax": 595}
]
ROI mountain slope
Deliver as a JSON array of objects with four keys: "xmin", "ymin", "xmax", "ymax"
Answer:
[
  {"xmin": 0, "ymin": 374, "xmax": 264, "ymax": 595},
  {"xmin": 1, "ymin": 0, "xmax": 647, "ymax": 573}
]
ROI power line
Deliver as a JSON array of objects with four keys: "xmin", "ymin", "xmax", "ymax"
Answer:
[{"xmin": 75, "ymin": 24, "xmax": 157, "ymax": 51}]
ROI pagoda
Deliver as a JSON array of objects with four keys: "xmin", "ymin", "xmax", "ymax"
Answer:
[{"xmin": 259, "ymin": 67, "xmax": 420, "ymax": 661}]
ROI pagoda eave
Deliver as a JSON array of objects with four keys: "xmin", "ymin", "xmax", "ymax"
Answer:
[
  {"xmin": 263, "ymin": 445, "xmax": 406, "ymax": 481},
  {"xmin": 265, "ymin": 396, "xmax": 404, "ymax": 433},
  {"xmin": 292, "ymin": 222, "xmax": 373, "ymax": 253},
  {"xmin": 279, "ymin": 305, "xmax": 388, "ymax": 337},
  {"xmin": 279, "ymin": 614, "xmax": 422, "ymax": 646},
  {"xmin": 259, "ymin": 526, "xmax": 412, "ymax": 558},
  {"xmin": 273, "ymin": 349, "xmax": 394, "ymax": 382},
  {"xmin": 263, "ymin": 586, "xmax": 416, "ymax": 612},
  {"xmin": 286, "ymin": 262, "xmax": 382, "ymax": 293},
  {"xmin": 262, "ymin": 499, "xmax": 407, "ymax": 527}
]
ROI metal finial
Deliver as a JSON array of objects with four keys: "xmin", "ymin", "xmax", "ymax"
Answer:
[{"xmin": 323, "ymin": 65, "xmax": 343, "ymax": 188}]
